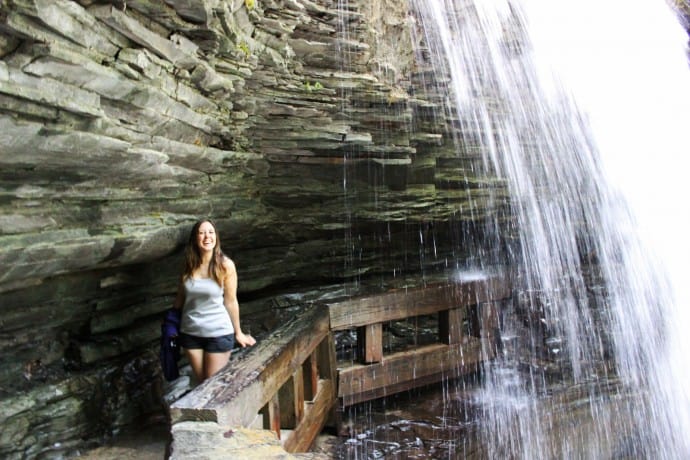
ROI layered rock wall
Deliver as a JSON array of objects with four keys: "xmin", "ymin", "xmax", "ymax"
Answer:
[{"xmin": 0, "ymin": 0, "xmax": 505, "ymax": 457}]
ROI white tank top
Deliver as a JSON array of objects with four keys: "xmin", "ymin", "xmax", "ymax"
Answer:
[{"xmin": 180, "ymin": 278, "xmax": 234, "ymax": 337}]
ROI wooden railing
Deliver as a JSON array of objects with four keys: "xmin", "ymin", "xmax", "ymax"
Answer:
[
  {"xmin": 328, "ymin": 275, "xmax": 511, "ymax": 406},
  {"xmin": 169, "ymin": 303, "xmax": 337, "ymax": 453},
  {"xmin": 168, "ymin": 274, "xmax": 511, "ymax": 454}
]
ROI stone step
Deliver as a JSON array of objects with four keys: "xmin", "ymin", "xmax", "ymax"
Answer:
[{"xmin": 170, "ymin": 422, "xmax": 330, "ymax": 459}]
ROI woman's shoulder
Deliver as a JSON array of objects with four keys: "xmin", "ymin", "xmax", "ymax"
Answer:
[{"xmin": 221, "ymin": 255, "xmax": 236, "ymax": 272}]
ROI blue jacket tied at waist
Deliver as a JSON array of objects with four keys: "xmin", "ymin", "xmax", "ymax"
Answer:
[{"xmin": 160, "ymin": 308, "xmax": 182, "ymax": 381}]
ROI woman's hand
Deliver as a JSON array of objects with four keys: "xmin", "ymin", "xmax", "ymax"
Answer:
[{"xmin": 235, "ymin": 331, "xmax": 256, "ymax": 348}]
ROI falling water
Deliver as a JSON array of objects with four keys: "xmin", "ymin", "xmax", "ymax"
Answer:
[{"xmin": 411, "ymin": 0, "xmax": 690, "ymax": 458}]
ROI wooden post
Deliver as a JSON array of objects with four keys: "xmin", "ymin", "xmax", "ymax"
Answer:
[
  {"xmin": 480, "ymin": 302, "xmax": 498, "ymax": 338},
  {"xmin": 278, "ymin": 374, "xmax": 301, "ymax": 429},
  {"xmin": 293, "ymin": 367, "xmax": 304, "ymax": 423},
  {"xmin": 268, "ymin": 393, "xmax": 281, "ymax": 440},
  {"xmin": 469, "ymin": 304, "xmax": 481, "ymax": 338},
  {"xmin": 310, "ymin": 348, "xmax": 319, "ymax": 394},
  {"xmin": 439, "ymin": 307, "xmax": 465, "ymax": 344},
  {"xmin": 357, "ymin": 323, "xmax": 383, "ymax": 363},
  {"xmin": 317, "ymin": 333, "xmax": 337, "ymax": 383},
  {"xmin": 318, "ymin": 333, "xmax": 339, "ymax": 428},
  {"xmin": 480, "ymin": 301, "xmax": 500, "ymax": 358}
]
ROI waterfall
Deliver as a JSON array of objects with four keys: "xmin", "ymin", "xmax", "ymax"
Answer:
[{"xmin": 411, "ymin": 0, "xmax": 690, "ymax": 458}]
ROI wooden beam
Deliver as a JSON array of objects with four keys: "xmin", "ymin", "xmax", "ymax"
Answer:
[
  {"xmin": 328, "ymin": 277, "xmax": 510, "ymax": 331},
  {"xmin": 338, "ymin": 338, "xmax": 484, "ymax": 406},
  {"xmin": 357, "ymin": 323, "xmax": 383, "ymax": 363},
  {"xmin": 340, "ymin": 370, "xmax": 468, "ymax": 407}
]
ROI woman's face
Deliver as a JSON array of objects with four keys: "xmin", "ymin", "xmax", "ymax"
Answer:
[{"xmin": 196, "ymin": 221, "xmax": 217, "ymax": 253}]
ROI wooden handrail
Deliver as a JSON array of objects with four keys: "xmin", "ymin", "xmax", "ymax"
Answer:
[
  {"xmin": 169, "ymin": 303, "xmax": 337, "ymax": 452},
  {"xmin": 327, "ymin": 274, "xmax": 511, "ymax": 406},
  {"xmin": 328, "ymin": 276, "xmax": 510, "ymax": 330}
]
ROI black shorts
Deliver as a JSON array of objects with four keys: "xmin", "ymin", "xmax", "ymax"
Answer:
[{"xmin": 178, "ymin": 332, "xmax": 235, "ymax": 353}]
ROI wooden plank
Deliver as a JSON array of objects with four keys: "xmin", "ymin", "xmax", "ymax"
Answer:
[
  {"xmin": 338, "ymin": 338, "xmax": 484, "ymax": 406},
  {"xmin": 328, "ymin": 277, "xmax": 510, "ymax": 331},
  {"xmin": 357, "ymin": 323, "xmax": 383, "ymax": 363},
  {"xmin": 339, "ymin": 370, "xmax": 468, "ymax": 407},
  {"xmin": 283, "ymin": 379, "xmax": 335, "ymax": 453},
  {"xmin": 439, "ymin": 307, "xmax": 465, "ymax": 344},
  {"xmin": 170, "ymin": 304, "xmax": 330, "ymax": 426}
]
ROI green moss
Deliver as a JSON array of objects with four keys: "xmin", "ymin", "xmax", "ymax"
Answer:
[
  {"xmin": 237, "ymin": 40, "xmax": 251, "ymax": 58},
  {"xmin": 303, "ymin": 81, "xmax": 323, "ymax": 92}
]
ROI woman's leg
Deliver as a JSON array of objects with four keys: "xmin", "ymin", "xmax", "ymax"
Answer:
[
  {"xmin": 184, "ymin": 348, "xmax": 205, "ymax": 383},
  {"xmin": 203, "ymin": 351, "xmax": 231, "ymax": 380}
]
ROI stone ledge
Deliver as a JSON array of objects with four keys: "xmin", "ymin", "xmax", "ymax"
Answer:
[{"xmin": 170, "ymin": 422, "xmax": 330, "ymax": 459}]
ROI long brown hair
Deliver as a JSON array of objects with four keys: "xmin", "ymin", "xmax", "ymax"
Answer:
[{"xmin": 182, "ymin": 219, "xmax": 226, "ymax": 286}]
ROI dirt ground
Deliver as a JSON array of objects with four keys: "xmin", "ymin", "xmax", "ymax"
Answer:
[{"xmin": 73, "ymin": 422, "xmax": 170, "ymax": 460}]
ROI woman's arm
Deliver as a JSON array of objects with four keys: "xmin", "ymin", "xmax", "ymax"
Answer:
[{"xmin": 223, "ymin": 257, "xmax": 256, "ymax": 348}]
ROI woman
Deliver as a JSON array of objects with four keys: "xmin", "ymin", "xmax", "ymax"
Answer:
[{"xmin": 173, "ymin": 219, "xmax": 256, "ymax": 383}]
